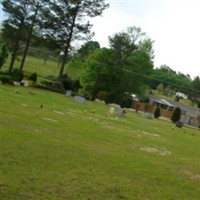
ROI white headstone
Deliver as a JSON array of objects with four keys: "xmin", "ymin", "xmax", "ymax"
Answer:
[
  {"xmin": 109, "ymin": 107, "xmax": 115, "ymax": 114},
  {"xmin": 66, "ymin": 90, "xmax": 72, "ymax": 96}
]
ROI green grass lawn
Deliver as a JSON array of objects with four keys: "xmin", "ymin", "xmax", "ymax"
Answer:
[
  {"xmin": 1, "ymin": 84, "xmax": 200, "ymax": 200},
  {"xmin": 2, "ymin": 56, "xmax": 59, "ymax": 78}
]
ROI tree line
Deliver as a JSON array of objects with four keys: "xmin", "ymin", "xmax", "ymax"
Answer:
[
  {"xmin": 1, "ymin": 0, "xmax": 108, "ymax": 76},
  {"xmin": 0, "ymin": 0, "xmax": 200, "ymax": 107}
]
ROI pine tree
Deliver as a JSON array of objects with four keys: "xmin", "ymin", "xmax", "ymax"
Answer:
[
  {"xmin": 171, "ymin": 107, "xmax": 181, "ymax": 123},
  {"xmin": 42, "ymin": 0, "xmax": 109, "ymax": 78},
  {"xmin": 154, "ymin": 106, "xmax": 160, "ymax": 119}
]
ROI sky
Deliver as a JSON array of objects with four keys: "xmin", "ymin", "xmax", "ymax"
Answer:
[
  {"xmin": 0, "ymin": 0, "xmax": 199, "ymax": 79},
  {"xmin": 90, "ymin": 0, "xmax": 200, "ymax": 79}
]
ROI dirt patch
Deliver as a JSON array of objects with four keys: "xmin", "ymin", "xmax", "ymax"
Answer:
[
  {"xmin": 140, "ymin": 147, "xmax": 171, "ymax": 156},
  {"xmin": 142, "ymin": 131, "xmax": 160, "ymax": 137},
  {"xmin": 43, "ymin": 118, "xmax": 58, "ymax": 123},
  {"xmin": 182, "ymin": 170, "xmax": 200, "ymax": 181},
  {"xmin": 53, "ymin": 110, "xmax": 64, "ymax": 115}
]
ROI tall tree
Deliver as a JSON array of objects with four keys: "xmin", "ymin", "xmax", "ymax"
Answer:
[
  {"xmin": 192, "ymin": 76, "xmax": 200, "ymax": 92},
  {"xmin": 2, "ymin": 0, "xmax": 28, "ymax": 72},
  {"xmin": 66, "ymin": 41, "xmax": 100, "ymax": 80},
  {"xmin": 81, "ymin": 47, "xmax": 116, "ymax": 100},
  {"xmin": 108, "ymin": 26, "xmax": 154, "ymax": 96},
  {"xmin": 19, "ymin": 0, "xmax": 44, "ymax": 72},
  {"xmin": 2, "ymin": 0, "xmax": 45, "ymax": 72},
  {"xmin": 81, "ymin": 27, "xmax": 154, "ymax": 105},
  {"xmin": 42, "ymin": 0, "xmax": 108, "ymax": 78}
]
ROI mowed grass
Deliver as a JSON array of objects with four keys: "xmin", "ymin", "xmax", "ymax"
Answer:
[
  {"xmin": 1, "ymin": 85, "xmax": 200, "ymax": 200},
  {"xmin": 2, "ymin": 56, "xmax": 59, "ymax": 78}
]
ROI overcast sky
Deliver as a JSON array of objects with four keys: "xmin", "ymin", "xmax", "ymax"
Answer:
[{"xmin": 91, "ymin": 0, "xmax": 200, "ymax": 79}]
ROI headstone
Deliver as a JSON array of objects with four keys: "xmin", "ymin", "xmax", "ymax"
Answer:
[
  {"xmin": 146, "ymin": 112, "xmax": 154, "ymax": 119},
  {"xmin": 117, "ymin": 108, "xmax": 124, "ymax": 116},
  {"xmin": 66, "ymin": 90, "xmax": 72, "ymax": 96},
  {"xmin": 74, "ymin": 96, "xmax": 86, "ymax": 104},
  {"xmin": 140, "ymin": 111, "xmax": 146, "ymax": 117},
  {"xmin": 176, "ymin": 121, "xmax": 183, "ymax": 128},
  {"xmin": 109, "ymin": 107, "xmax": 115, "ymax": 114}
]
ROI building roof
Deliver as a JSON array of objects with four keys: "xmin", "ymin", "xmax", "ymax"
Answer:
[{"xmin": 148, "ymin": 94, "xmax": 199, "ymax": 114}]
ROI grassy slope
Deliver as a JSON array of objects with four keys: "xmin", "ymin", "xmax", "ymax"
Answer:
[
  {"xmin": 2, "ymin": 56, "xmax": 59, "ymax": 78},
  {"xmin": 1, "ymin": 85, "xmax": 200, "ymax": 200}
]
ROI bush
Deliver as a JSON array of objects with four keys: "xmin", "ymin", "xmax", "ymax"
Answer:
[
  {"xmin": 40, "ymin": 78, "xmax": 65, "ymax": 93},
  {"xmin": 154, "ymin": 106, "xmax": 160, "ymax": 118},
  {"xmin": 76, "ymin": 89, "xmax": 92, "ymax": 100},
  {"xmin": 28, "ymin": 72, "xmax": 37, "ymax": 84},
  {"xmin": 10, "ymin": 68, "xmax": 24, "ymax": 82},
  {"xmin": 0, "ymin": 43, "xmax": 9, "ymax": 68},
  {"xmin": 115, "ymin": 94, "xmax": 132, "ymax": 108},
  {"xmin": 50, "ymin": 81, "xmax": 65, "ymax": 92},
  {"xmin": 0, "ymin": 75, "xmax": 13, "ymax": 84},
  {"xmin": 97, "ymin": 91, "xmax": 109, "ymax": 102},
  {"xmin": 171, "ymin": 107, "xmax": 181, "ymax": 123}
]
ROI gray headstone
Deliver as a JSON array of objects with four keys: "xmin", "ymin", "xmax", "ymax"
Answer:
[
  {"xmin": 146, "ymin": 112, "xmax": 154, "ymax": 119},
  {"xmin": 117, "ymin": 108, "xmax": 125, "ymax": 116},
  {"xmin": 74, "ymin": 96, "xmax": 86, "ymax": 104}
]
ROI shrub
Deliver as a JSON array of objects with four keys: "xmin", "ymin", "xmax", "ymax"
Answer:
[
  {"xmin": 10, "ymin": 68, "xmax": 24, "ymax": 82},
  {"xmin": 116, "ymin": 95, "xmax": 132, "ymax": 108},
  {"xmin": 97, "ymin": 91, "xmax": 109, "ymax": 102},
  {"xmin": 171, "ymin": 107, "xmax": 181, "ymax": 123},
  {"xmin": 0, "ymin": 43, "xmax": 9, "ymax": 68},
  {"xmin": 40, "ymin": 78, "xmax": 65, "ymax": 93},
  {"xmin": 77, "ymin": 89, "xmax": 92, "ymax": 100},
  {"xmin": 0, "ymin": 75, "xmax": 13, "ymax": 84},
  {"xmin": 154, "ymin": 106, "xmax": 160, "ymax": 118},
  {"xmin": 50, "ymin": 81, "xmax": 65, "ymax": 92},
  {"xmin": 28, "ymin": 72, "xmax": 37, "ymax": 84}
]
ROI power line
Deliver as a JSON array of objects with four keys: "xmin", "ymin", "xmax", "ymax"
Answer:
[{"xmin": 118, "ymin": 67, "xmax": 200, "ymax": 95}]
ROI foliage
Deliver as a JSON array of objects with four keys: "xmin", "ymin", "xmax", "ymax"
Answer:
[
  {"xmin": 40, "ymin": 78, "xmax": 65, "ymax": 93},
  {"xmin": 0, "ymin": 43, "xmax": 9, "ymax": 68},
  {"xmin": 81, "ymin": 27, "xmax": 154, "ymax": 106},
  {"xmin": 9, "ymin": 68, "xmax": 24, "ymax": 82},
  {"xmin": 154, "ymin": 106, "xmax": 160, "ymax": 118},
  {"xmin": 0, "ymin": 75, "xmax": 13, "ymax": 84},
  {"xmin": 192, "ymin": 76, "xmax": 200, "ymax": 92},
  {"xmin": 59, "ymin": 73, "xmax": 73, "ymax": 91},
  {"xmin": 147, "ymin": 65, "xmax": 193, "ymax": 94},
  {"xmin": 96, "ymin": 90, "xmax": 109, "ymax": 103},
  {"xmin": 175, "ymin": 95, "xmax": 182, "ymax": 102},
  {"xmin": 28, "ymin": 72, "xmax": 37, "ymax": 84},
  {"xmin": 41, "ymin": 0, "xmax": 108, "ymax": 77},
  {"xmin": 66, "ymin": 41, "xmax": 100, "ymax": 81},
  {"xmin": 80, "ymin": 47, "xmax": 115, "ymax": 100},
  {"xmin": 76, "ymin": 88, "xmax": 92, "ymax": 100},
  {"xmin": 156, "ymin": 83, "xmax": 164, "ymax": 94},
  {"xmin": 2, "ymin": 0, "xmax": 45, "ymax": 72},
  {"xmin": 51, "ymin": 81, "xmax": 65, "ymax": 93},
  {"xmin": 171, "ymin": 107, "xmax": 181, "ymax": 123}
]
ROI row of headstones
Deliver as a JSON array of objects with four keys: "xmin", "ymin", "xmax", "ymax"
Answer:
[{"xmin": 66, "ymin": 91, "xmax": 126, "ymax": 116}]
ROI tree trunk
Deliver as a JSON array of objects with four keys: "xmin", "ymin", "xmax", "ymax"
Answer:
[
  {"xmin": 19, "ymin": 39, "xmax": 30, "ymax": 72},
  {"xmin": 58, "ymin": 47, "xmax": 69, "ymax": 78},
  {"xmin": 58, "ymin": 2, "xmax": 80, "ymax": 78},
  {"xmin": 19, "ymin": 4, "xmax": 39, "ymax": 72},
  {"xmin": 8, "ymin": 40, "xmax": 19, "ymax": 73}
]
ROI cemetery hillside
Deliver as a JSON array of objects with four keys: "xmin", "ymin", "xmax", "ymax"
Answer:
[
  {"xmin": 1, "ymin": 84, "xmax": 200, "ymax": 200},
  {"xmin": 1, "ymin": 0, "xmax": 200, "ymax": 199}
]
